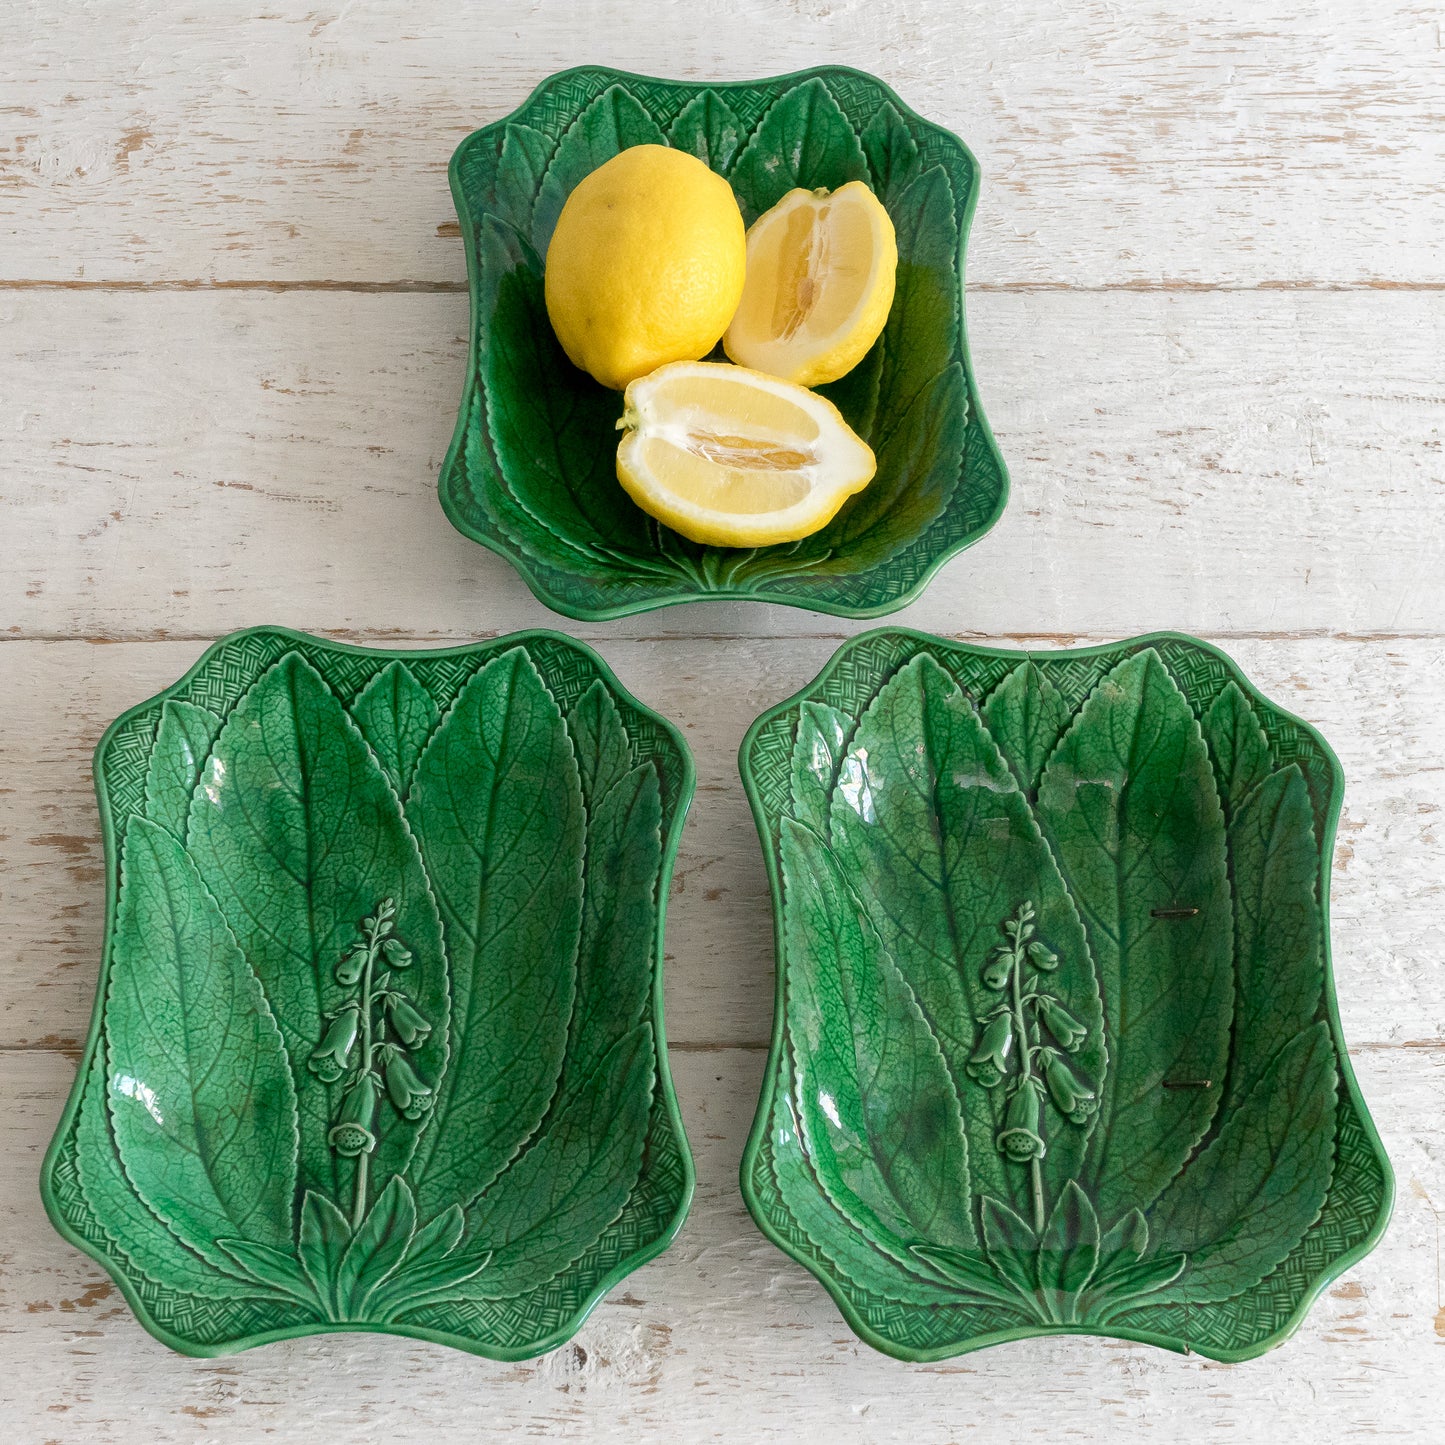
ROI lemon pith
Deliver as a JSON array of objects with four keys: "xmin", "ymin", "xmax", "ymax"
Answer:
[
  {"xmin": 723, "ymin": 181, "xmax": 897, "ymax": 387},
  {"xmin": 544, "ymin": 145, "xmax": 747, "ymax": 390},
  {"xmin": 615, "ymin": 361, "xmax": 876, "ymax": 547}
]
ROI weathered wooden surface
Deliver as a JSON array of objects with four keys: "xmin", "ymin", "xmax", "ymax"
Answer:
[
  {"xmin": 4, "ymin": 289, "xmax": 1443, "ymax": 641},
  {"xmin": 6, "ymin": 1047, "xmax": 1443, "ymax": 1440},
  {"xmin": 4, "ymin": 0, "xmax": 1443, "ymax": 1436},
  {"xmin": 4, "ymin": 2, "xmax": 1443, "ymax": 286}
]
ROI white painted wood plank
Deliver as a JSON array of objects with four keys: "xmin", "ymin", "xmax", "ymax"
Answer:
[
  {"xmin": 4, "ymin": 2, "xmax": 1443, "ymax": 286},
  {"xmin": 4, "ymin": 289, "xmax": 1443, "ymax": 641},
  {"xmin": 3, "ymin": 0, "xmax": 1437, "ymax": 1431},
  {"xmin": 3, "ymin": 635, "xmax": 1441, "ymax": 1054},
  {"xmin": 6, "ymin": 1043, "xmax": 1437, "ymax": 1441}
]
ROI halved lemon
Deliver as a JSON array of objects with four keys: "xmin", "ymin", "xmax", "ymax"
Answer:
[
  {"xmin": 615, "ymin": 361, "xmax": 876, "ymax": 547},
  {"xmin": 723, "ymin": 181, "xmax": 897, "ymax": 387}
]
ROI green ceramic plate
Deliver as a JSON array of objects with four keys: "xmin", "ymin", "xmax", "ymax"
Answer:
[
  {"xmin": 439, "ymin": 65, "xmax": 1008, "ymax": 619},
  {"xmin": 41, "ymin": 627, "xmax": 695, "ymax": 1359},
  {"xmin": 739, "ymin": 628, "xmax": 1392, "ymax": 1362}
]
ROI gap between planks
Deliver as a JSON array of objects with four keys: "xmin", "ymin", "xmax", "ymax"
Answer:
[
  {"xmin": 5, "ymin": 279, "xmax": 1445, "ymax": 294},
  {"xmin": 6, "ymin": 629, "xmax": 1445, "ymax": 646}
]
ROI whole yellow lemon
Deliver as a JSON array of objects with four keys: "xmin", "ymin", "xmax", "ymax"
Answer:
[{"xmin": 544, "ymin": 145, "xmax": 746, "ymax": 390}]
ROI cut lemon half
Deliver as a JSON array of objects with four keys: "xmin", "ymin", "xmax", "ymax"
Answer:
[
  {"xmin": 615, "ymin": 361, "xmax": 876, "ymax": 547},
  {"xmin": 723, "ymin": 181, "xmax": 897, "ymax": 387}
]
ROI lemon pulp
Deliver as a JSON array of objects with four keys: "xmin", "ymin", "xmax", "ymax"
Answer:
[
  {"xmin": 615, "ymin": 361, "xmax": 875, "ymax": 547},
  {"xmin": 724, "ymin": 181, "xmax": 897, "ymax": 387}
]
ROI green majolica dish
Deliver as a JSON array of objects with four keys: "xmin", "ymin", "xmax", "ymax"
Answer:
[
  {"xmin": 439, "ymin": 65, "xmax": 1008, "ymax": 619},
  {"xmin": 739, "ymin": 629, "xmax": 1391, "ymax": 1361},
  {"xmin": 41, "ymin": 627, "xmax": 694, "ymax": 1359}
]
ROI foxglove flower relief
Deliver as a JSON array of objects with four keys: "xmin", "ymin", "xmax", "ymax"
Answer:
[
  {"xmin": 1041, "ymin": 1051, "xmax": 1097, "ymax": 1124},
  {"xmin": 330, "ymin": 1071, "xmax": 380, "ymax": 1158},
  {"xmin": 309, "ymin": 1004, "xmax": 360, "ymax": 1084},
  {"xmin": 979, "ymin": 949, "xmax": 1012, "ymax": 993},
  {"xmin": 1035, "ymin": 996, "xmax": 1086, "ymax": 1052},
  {"xmin": 996, "ymin": 1077, "xmax": 1047, "ymax": 1164},
  {"xmin": 316, "ymin": 902, "xmax": 432, "ymax": 1193},
  {"xmin": 1026, "ymin": 940, "xmax": 1059, "ymax": 971},
  {"xmin": 966, "ymin": 1012, "xmax": 1013, "ymax": 1088},
  {"xmin": 385, "ymin": 993, "xmax": 432, "ymax": 1048},
  {"xmin": 382, "ymin": 936, "xmax": 413, "ymax": 969},
  {"xmin": 382, "ymin": 1049, "xmax": 434, "ymax": 1121},
  {"xmin": 335, "ymin": 943, "xmax": 369, "ymax": 987}
]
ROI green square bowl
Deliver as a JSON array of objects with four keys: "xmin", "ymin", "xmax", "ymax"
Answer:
[
  {"xmin": 41, "ymin": 627, "xmax": 694, "ymax": 1359},
  {"xmin": 738, "ymin": 628, "xmax": 1392, "ymax": 1361},
  {"xmin": 439, "ymin": 65, "xmax": 1008, "ymax": 619}
]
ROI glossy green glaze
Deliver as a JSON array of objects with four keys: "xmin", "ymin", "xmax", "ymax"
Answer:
[
  {"xmin": 41, "ymin": 627, "xmax": 695, "ymax": 1359},
  {"xmin": 439, "ymin": 65, "xmax": 1008, "ymax": 619},
  {"xmin": 739, "ymin": 629, "xmax": 1392, "ymax": 1361}
]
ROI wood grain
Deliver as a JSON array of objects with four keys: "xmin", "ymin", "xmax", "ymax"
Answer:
[
  {"xmin": 4, "ymin": 0, "xmax": 1442, "ymax": 1428},
  {"xmin": 8, "ymin": 1044, "xmax": 1440, "ymax": 1439},
  {"xmin": 4, "ymin": 2, "xmax": 1443, "ymax": 287},
  {"xmin": 4, "ymin": 288, "xmax": 1443, "ymax": 642},
  {"xmin": 4, "ymin": 635, "xmax": 1440, "ymax": 1054}
]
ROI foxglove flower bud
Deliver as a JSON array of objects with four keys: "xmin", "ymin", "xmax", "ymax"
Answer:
[
  {"xmin": 1036, "ymin": 995, "xmax": 1087, "ymax": 1051},
  {"xmin": 308, "ymin": 1004, "xmax": 360, "ymax": 1083},
  {"xmin": 996, "ymin": 1081, "xmax": 1046, "ymax": 1162},
  {"xmin": 966, "ymin": 1012, "xmax": 1014, "ymax": 1088},
  {"xmin": 335, "ymin": 945, "xmax": 368, "ymax": 987},
  {"xmin": 329, "ymin": 1072, "xmax": 379, "ymax": 1156},
  {"xmin": 382, "ymin": 936, "xmax": 413, "ymax": 969},
  {"xmin": 1027, "ymin": 940, "xmax": 1059, "ymax": 971},
  {"xmin": 981, "ymin": 948, "xmax": 1012, "ymax": 992},
  {"xmin": 386, "ymin": 993, "xmax": 431, "ymax": 1047}
]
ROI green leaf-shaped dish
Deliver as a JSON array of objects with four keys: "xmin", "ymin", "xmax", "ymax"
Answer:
[
  {"xmin": 738, "ymin": 629, "xmax": 1392, "ymax": 1361},
  {"xmin": 41, "ymin": 627, "xmax": 695, "ymax": 1359},
  {"xmin": 440, "ymin": 65, "xmax": 1008, "ymax": 619}
]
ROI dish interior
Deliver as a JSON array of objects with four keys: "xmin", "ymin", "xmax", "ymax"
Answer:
[
  {"xmin": 43, "ymin": 627, "xmax": 694, "ymax": 1359},
  {"xmin": 439, "ymin": 64, "xmax": 1008, "ymax": 619},
  {"xmin": 740, "ymin": 630, "xmax": 1391, "ymax": 1361}
]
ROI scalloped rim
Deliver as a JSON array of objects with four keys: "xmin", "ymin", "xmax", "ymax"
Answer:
[
  {"xmin": 437, "ymin": 63, "xmax": 1010, "ymax": 621},
  {"xmin": 736, "ymin": 626, "xmax": 1394, "ymax": 1363},
  {"xmin": 39, "ymin": 625, "xmax": 697, "ymax": 1361}
]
